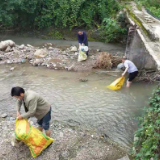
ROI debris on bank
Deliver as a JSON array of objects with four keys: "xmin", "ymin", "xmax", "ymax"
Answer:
[
  {"xmin": 0, "ymin": 40, "xmax": 122, "ymax": 72},
  {"xmin": 0, "ymin": 118, "xmax": 129, "ymax": 160}
]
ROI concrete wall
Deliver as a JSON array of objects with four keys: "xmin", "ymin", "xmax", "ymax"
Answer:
[{"xmin": 125, "ymin": 31, "xmax": 157, "ymax": 70}]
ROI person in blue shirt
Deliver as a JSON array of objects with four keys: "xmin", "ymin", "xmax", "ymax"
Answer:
[{"xmin": 77, "ymin": 31, "xmax": 89, "ymax": 56}]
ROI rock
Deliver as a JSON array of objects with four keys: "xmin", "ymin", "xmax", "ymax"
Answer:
[
  {"xmin": 10, "ymin": 67, "xmax": 15, "ymax": 71},
  {"xmin": 34, "ymin": 49, "xmax": 48, "ymax": 58},
  {"xmin": 75, "ymin": 52, "xmax": 78, "ymax": 56},
  {"xmin": 1, "ymin": 113, "xmax": 8, "ymax": 118},
  {"xmin": 33, "ymin": 59, "xmax": 43, "ymax": 66},
  {"xmin": 59, "ymin": 151, "xmax": 70, "ymax": 159},
  {"xmin": 19, "ymin": 44, "xmax": 25, "ymax": 49},
  {"xmin": 60, "ymin": 132, "xmax": 63, "ymax": 138},
  {"xmin": 79, "ymin": 78, "xmax": 88, "ymax": 82},
  {"xmin": 5, "ymin": 46, "xmax": 12, "ymax": 52},
  {"xmin": 48, "ymin": 47, "xmax": 53, "ymax": 50},
  {"xmin": 27, "ymin": 44, "xmax": 34, "ymax": 48},
  {"xmin": 70, "ymin": 46, "xmax": 78, "ymax": 52},
  {"xmin": 0, "ymin": 40, "xmax": 15, "ymax": 51}
]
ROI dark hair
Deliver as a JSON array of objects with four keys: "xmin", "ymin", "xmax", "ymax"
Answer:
[{"xmin": 11, "ymin": 87, "xmax": 25, "ymax": 96}]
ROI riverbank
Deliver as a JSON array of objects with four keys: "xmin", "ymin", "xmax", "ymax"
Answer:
[
  {"xmin": 0, "ymin": 41, "xmax": 124, "ymax": 72},
  {"xmin": 0, "ymin": 117, "xmax": 130, "ymax": 160}
]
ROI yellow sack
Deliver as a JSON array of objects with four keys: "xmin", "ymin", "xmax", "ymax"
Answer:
[
  {"xmin": 15, "ymin": 119, "xmax": 54, "ymax": 158},
  {"xmin": 107, "ymin": 76, "xmax": 125, "ymax": 91}
]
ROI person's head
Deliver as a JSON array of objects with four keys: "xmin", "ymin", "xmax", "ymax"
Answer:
[
  {"xmin": 11, "ymin": 87, "xmax": 25, "ymax": 100},
  {"xmin": 78, "ymin": 31, "xmax": 83, "ymax": 35},
  {"xmin": 122, "ymin": 56, "xmax": 127, "ymax": 63}
]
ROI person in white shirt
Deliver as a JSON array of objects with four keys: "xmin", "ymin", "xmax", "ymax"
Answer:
[{"xmin": 121, "ymin": 57, "xmax": 138, "ymax": 88}]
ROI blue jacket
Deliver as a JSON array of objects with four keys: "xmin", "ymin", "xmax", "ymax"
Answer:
[{"xmin": 77, "ymin": 31, "xmax": 88, "ymax": 44}]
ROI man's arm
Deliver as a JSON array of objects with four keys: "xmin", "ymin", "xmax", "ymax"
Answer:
[
  {"xmin": 122, "ymin": 62, "xmax": 129, "ymax": 76},
  {"xmin": 21, "ymin": 99, "xmax": 37, "ymax": 119},
  {"xmin": 16, "ymin": 99, "xmax": 22, "ymax": 117},
  {"xmin": 122, "ymin": 67, "xmax": 128, "ymax": 76}
]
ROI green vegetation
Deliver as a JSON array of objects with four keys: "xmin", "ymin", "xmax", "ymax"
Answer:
[
  {"xmin": 132, "ymin": 86, "xmax": 160, "ymax": 160},
  {"xmin": 0, "ymin": 0, "xmax": 127, "ymax": 42},
  {"xmin": 135, "ymin": 0, "xmax": 160, "ymax": 18}
]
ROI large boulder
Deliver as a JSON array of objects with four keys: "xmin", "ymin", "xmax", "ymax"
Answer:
[
  {"xmin": 34, "ymin": 49, "xmax": 48, "ymax": 58},
  {"xmin": 0, "ymin": 40, "xmax": 15, "ymax": 51}
]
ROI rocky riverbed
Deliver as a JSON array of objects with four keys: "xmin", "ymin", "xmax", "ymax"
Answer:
[
  {"xmin": 0, "ymin": 115, "xmax": 130, "ymax": 160},
  {"xmin": 0, "ymin": 41, "xmax": 100, "ymax": 72}
]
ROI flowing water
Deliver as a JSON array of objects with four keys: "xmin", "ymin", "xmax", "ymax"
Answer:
[
  {"xmin": 0, "ymin": 35, "xmax": 156, "ymax": 148},
  {"xmin": 0, "ymin": 64, "xmax": 156, "ymax": 148}
]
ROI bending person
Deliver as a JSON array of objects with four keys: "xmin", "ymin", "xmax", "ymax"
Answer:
[
  {"xmin": 122, "ymin": 57, "xmax": 138, "ymax": 88},
  {"xmin": 11, "ymin": 87, "xmax": 52, "ymax": 137},
  {"xmin": 77, "ymin": 31, "xmax": 89, "ymax": 56}
]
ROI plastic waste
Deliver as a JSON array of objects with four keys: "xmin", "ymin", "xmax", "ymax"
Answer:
[
  {"xmin": 78, "ymin": 50, "xmax": 87, "ymax": 62},
  {"xmin": 107, "ymin": 76, "xmax": 125, "ymax": 91},
  {"xmin": 15, "ymin": 119, "xmax": 54, "ymax": 158},
  {"xmin": 79, "ymin": 46, "xmax": 88, "ymax": 52}
]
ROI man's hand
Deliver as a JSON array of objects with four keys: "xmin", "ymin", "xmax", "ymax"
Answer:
[
  {"xmin": 17, "ymin": 111, "xmax": 21, "ymax": 117},
  {"xmin": 17, "ymin": 114, "xmax": 23, "ymax": 120},
  {"xmin": 122, "ymin": 73, "xmax": 125, "ymax": 77}
]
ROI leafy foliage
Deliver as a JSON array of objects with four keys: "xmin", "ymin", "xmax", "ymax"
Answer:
[
  {"xmin": 0, "ymin": 0, "xmax": 121, "ymax": 29},
  {"xmin": 0, "ymin": 0, "xmax": 127, "ymax": 42},
  {"xmin": 132, "ymin": 86, "xmax": 160, "ymax": 160},
  {"xmin": 99, "ymin": 13, "xmax": 127, "ymax": 43}
]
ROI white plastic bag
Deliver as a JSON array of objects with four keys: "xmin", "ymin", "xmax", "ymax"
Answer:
[{"xmin": 79, "ymin": 46, "xmax": 88, "ymax": 52}]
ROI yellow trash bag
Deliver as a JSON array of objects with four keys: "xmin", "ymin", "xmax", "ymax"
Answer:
[
  {"xmin": 15, "ymin": 119, "xmax": 54, "ymax": 158},
  {"xmin": 107, "ymin": 76, "xmax": 125, "ymax": 91}
]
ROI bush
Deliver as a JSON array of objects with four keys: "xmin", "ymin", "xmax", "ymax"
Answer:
[
  {"xmin": 99, "ymin": 16, "xmax": 127, "ymax": 43},
  {"xmin": 132, "ymin": 86, "xmax": 160, "ymax": 160},
  {"xmin": 0, "ymin": 0, "xmax": 121, "ymax": 30}
]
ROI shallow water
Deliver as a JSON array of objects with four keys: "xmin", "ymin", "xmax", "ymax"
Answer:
[
  {"xmin": 0, "ymin": 64, "xmax": 156, "ymax": 148},
  {"xmin": 0, "ymin": 34, "xmax": 125, "ymax": 54}
]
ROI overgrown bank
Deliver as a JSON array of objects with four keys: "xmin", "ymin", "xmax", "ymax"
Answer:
[
  {"xmin": 0, "ymin": 0, "xmax": 127, "ymax": 43},
  {"xmin": 132, "ymin": 86, "xmax": 160, "ymax": 160}
]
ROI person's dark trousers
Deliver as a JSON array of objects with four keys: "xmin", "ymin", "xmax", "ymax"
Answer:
[{"xmin": 84, "ymin": 41, "xmax": 89, "ymax": 56}]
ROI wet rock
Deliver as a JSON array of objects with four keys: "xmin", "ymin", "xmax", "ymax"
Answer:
[
  {"xmin": 33, "ymin": 59, "xmax": 43, "ymax": 66},
  {"xmin": 1, "ymin": 113, "xmax": 8, "ymax": 118},
  {"xmin": 34, "ymin": 49, "xmax": 48, "ymax": 58},
  {"xmin": 10, "ymin": 67, "xmax": 15, "ymax": 71}
]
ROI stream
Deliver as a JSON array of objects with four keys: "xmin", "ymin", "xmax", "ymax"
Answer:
[{"xmin": 0, "ymin": 35, "xmax": 156, "ymax": 148}]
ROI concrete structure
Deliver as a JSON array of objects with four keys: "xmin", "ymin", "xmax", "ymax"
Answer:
[{"xmin": 125, "ymin": 2, "xmax": 160, "ymax": 70}]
